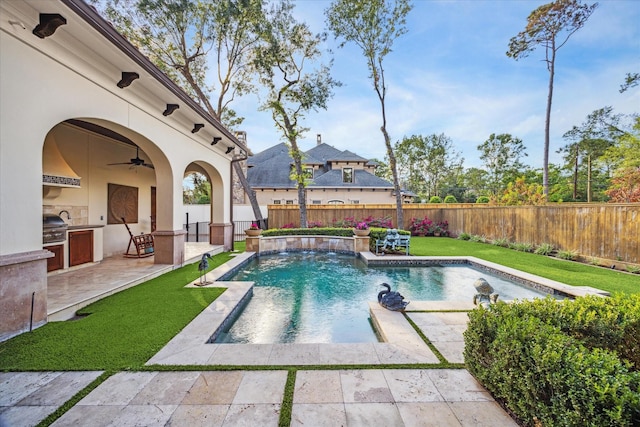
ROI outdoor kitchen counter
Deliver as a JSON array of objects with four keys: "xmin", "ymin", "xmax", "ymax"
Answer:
[{"xmin": 67, "ymin": 224, "xmax": 105, "ymax": 230}]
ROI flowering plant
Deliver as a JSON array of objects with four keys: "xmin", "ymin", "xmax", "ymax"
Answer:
[
  {"xmin": 249, "ymin": 222, "xmax": 260, "ymax": 230},
  {"xmin": 409, "ymin": 217, "xmax": 433, "ymax": 235},
  {"xmin": 355, "ymin": 221, "xmax": 369, "ymax": 230}
]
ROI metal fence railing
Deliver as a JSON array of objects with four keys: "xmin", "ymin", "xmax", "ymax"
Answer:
[
  {"xmin": 183, "ymin": 221, "xmax": 209, "ymax": 243},
  {"xmin": 233, "ymin": 219, "xmax": 268, "ymax": 242},
  {"xmin": 183, "ymin": 217, "xmax": 269, "ymax": 243}
]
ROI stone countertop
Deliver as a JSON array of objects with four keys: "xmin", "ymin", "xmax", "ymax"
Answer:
[{"xmin": 67, "ymin": 224, "xmax": 105, "ymax": 230}]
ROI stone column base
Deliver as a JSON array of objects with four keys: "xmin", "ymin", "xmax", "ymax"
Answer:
[
  {"xmin": 0, "ymin": 250, "xmax": 52, "ymax": 341},
  {"xmin": 152, "ymin": 229, "xmax": 187, "ymax": 265},
  {"xmin": 245, "ymin": 235, "xmax": 261, "ymax": 252},
  {"xmin": 355, "ymin": 236, "xmax": 371, "ymax": 252},
  {"xmin": 210, "ymin": 223, "xmax": 233, "ymax": 251}
]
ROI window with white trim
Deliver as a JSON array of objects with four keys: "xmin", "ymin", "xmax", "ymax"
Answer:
[{"xmin": 342, "ymin": 167, "xmax": 353, "ymax": 183}]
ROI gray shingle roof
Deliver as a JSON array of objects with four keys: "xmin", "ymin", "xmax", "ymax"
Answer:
[
  {"xmin": 311, "ymin": 170, "xmax": 393, "ymax": 188},
  {"xmin": 247, "ymin": 142, "xmax": 392, "ymax": 189}
]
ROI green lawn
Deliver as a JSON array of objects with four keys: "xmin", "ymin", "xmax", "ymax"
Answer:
[
  {"xmin": 0, "ymin": 252, "xmax": 232, "ymax": 371},
  {"xmin": 409, "ymin": 237, "xmax": 639, "ymax": 295},
  {"xmin": 0, "ymin": 238, "xmax": 636, "ymax": 372}
]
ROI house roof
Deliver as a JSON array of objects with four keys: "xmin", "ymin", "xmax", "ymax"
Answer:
[
  {"xmin": 247, "ymin": 142, "xmax": 394, "ymax": 189},
  {"xmin": 59, "ymin": 0, "xmax": 245, "ymax": 153}
]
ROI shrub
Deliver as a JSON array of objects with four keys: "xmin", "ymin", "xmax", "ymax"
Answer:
[
  {"xmin": 627, "ymin": 265, "xmax": 640, "ymax": 274},
  {"xmin": 557, "ymin": 249, "xmax": 579, "ymax": 261},
  {"xmin": 534, "ymin": 242, "xmax": 555, "ymax": 256},
  {"xmin": 331, "ymin": 216, "xmax": 392, "ymax": 229},
  {"xmin": 263, "ymin": 227, "xmax": 353, "ymax": 237},
  {"xmin": 491, "ymin": 238, "xmax": 509, "ymax": 247},
  {"xmin": 409, "ymin": 216, "xmax": 433, "ymax": 235},
  {"xmin": 469, "ymin": 234, "xmax": 486, "ymax": 243},
  {"xmin": 443, "ymin": 195, "xmax": 458, "ymax": 203},
  {"xmin": 307, "ymin": 221, "xmax": 323, "ymax": 228},
  {"xmin": 476, "ymin": 196, "xmax": 490, "ymax": 204},
  {"xmin": 464, "ymin": 296, "xmax": 640, "ymax": 426},
  {"xmin": 429, "ymin": 195, "xmax": 442, "ymax": 203},
  {"xmin": 457, "ymin": 232, "xmax": 472, "ymax": 240},
  {"xmin": 510, "ymin": 242, "xmax": 534, "ymax": 252}
]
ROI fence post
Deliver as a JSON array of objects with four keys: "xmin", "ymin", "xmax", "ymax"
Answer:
[{"xmin": 185, "ymin": 212, "xmax": 190, "ymax": 242}]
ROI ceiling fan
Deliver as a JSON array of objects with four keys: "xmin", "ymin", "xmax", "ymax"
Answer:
[{"xmin": 107, "ymin": 146, "xmax": 154, "ymax": 169}]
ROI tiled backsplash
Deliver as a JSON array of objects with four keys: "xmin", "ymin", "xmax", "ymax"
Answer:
[{"xmin": 43, "ymin": 205, "xmax": 88, "ymax": 226}]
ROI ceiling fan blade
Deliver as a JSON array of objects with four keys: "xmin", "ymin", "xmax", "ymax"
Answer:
[
  {"xmin": 107, "ymin": 162, "xmax": 134, "ymax": 166},
  {"xmin": 142, "ymin": 163, "xmax": 155, "ymax": 169}
]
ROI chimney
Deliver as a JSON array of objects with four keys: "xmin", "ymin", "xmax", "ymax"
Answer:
[
  {"xmin": 316, "ymin": 134, "xmax": 321, "ymax": 145},
  {"xmin": 236, "ymin": 130, "xmax": 247, "ymax": 145}
]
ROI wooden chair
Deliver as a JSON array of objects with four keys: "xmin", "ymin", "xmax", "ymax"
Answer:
[{"xmin": 122, "ymin": 217, "xmax": 154, "ymax": 258}]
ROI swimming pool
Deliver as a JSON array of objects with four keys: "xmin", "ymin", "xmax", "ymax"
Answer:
[{"xmin": 212, "ymin": 252, "xmax": 558, "ymax": 344}]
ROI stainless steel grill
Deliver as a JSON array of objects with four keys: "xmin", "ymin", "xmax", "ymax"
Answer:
[{"xmin": 43, "ymin": 214, "xmax": 68, "ymax": 244}]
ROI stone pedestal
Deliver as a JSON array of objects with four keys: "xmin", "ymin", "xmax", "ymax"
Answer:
[
  {"xmin": 355, "ymin": 236, "xmax": 370, "ymax": 253},
  {"xmin": 210, "ymin": 223, "xmax": 233, "ymax": 251},
  {"xmin": 245, "ymin": 235, "xmax": 260, "ymax": 252},
  {"xmin": 152, "ymin": 229, "xmax": 187, "ymax": 265},
  {"xmin": 0, "ymin": 250, "xmax": 52, "ymax": 341}
]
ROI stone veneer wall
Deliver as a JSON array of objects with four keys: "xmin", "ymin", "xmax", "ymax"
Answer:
[
  {"xmin": 0, "ymin": 250, "xmax": 51, "ymax": 341},
  {"xmin": 245, "ymin": 235, "xmax": 370, "ymax": 254}
]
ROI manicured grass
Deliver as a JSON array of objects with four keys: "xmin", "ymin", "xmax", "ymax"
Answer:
[
  {"xmin": 409, "ymin": 237, "xmax": 640, "ymax": 295},
  {"xmin": 0, "ymin": 252, "xmax": 232, "ymax": 371},
  {"xmin": 0, "ymin": 238, "xmax": 636, "ymax": 372}
]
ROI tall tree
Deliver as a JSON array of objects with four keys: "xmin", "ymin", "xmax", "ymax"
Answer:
[
  {"xmin": 394, "ymin": 134, "xmax": 463, "ymax": 198},
  {"xmin": 326, "ymin": 0, "xmax": 412, "ymax": 229},
  {"xmin": 560, "ymin": 106, "xmax": 623, "ymax": 201},
  {"xmin": 478, "ymin": 133, "xmax": 528, "ymax": 195},
  {"xmin": 507, "ymin": 0, "xmax": 597, "ymax": 197},
  {"xmin": 254, "ymin": 0, "xmax": 339, "ymax": 228},
  {"xmin": 96, "ymin": 0, "xmax": 267, "ymax": 225}
]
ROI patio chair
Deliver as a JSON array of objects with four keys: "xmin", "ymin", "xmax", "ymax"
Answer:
[{"xmin": 122, "ymin": 217, "xmax": 154, "ymax": 258}]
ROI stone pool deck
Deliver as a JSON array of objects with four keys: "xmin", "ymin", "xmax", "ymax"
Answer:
[
  {"xmin": 1, "ymin": 251, "xmax": 558, "ymax": 426},
  {"xmin": 1, "ymin": 301, "xmax": 518, "ymax": 426}
]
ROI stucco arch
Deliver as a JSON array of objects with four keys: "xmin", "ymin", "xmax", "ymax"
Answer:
[{"xmin": 185, "ymin": 162, "xmax": 226, "ymax": 224}]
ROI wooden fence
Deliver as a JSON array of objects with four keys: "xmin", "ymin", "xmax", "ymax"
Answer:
[{"xmin": 268, "ymin": 203, "xmax": 640, "ymax": 264}]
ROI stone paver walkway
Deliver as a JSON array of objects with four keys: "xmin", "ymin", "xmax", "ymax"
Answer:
[
  {"xmin": 2, "ymin": 369, "xmax": 516, "ymax": 427},
  {"xmin": 0, "ymin": 254, "xmax": 523, "ymax": 426}
]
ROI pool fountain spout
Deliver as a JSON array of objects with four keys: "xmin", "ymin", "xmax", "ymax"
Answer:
[
  {"xmin": 472, "ymin": 278, "xmax": 499, "ymax": 307},
  {"xmin": 378, "ymin": 283, "xmax": 409, "ymax": 312}
]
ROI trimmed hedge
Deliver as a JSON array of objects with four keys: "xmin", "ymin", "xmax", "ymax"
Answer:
[
  {"xmin": 464, "ymin": 295, "xmax": 640, "ymax": 426},
  {"xmin": 262, "ymin": 227, "xmax": 354, "ymax": 237}
]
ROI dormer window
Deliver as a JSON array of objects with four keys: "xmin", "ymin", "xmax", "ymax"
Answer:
[
  {"xmin": 342, "ymin": 167, "xmax": 353, "ymax": 183},
  {"xmin": 304, "ymin": 167, "xmax": 313, "ymax": 179}
]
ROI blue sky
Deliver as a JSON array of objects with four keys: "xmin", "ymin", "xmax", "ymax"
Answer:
[{"xmin": 234, "ymin": 0, "xmax": 640, "ymax": 170}]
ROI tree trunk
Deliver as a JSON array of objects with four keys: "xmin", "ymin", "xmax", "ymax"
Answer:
[
  {"xmin": 573, "ymin": 144, "xmax": 578, "ymax": 200},
  {"xmin": 543, "ymin": 48, "xmax": 556, "ymax": 198},
  {"xmin": 232, "ymin": 161, "xmax": 265, "ymax": 228},
  {"xmin": 383, "ymin": 125, "xmax": 404, "ymax": 228},
  {"xmin": 587, "ymin": 154, "xmax": 592, "ymax": 203}
]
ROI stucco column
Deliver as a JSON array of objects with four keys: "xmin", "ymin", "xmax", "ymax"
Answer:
[
  {"xmin": 152, "ymin": 229, "xmax": 186, "ymax": 265},
  {"xmin": 0, "ymin": 250, "xmax": 51, "ymax": 341},
  {"xmin": 210, "ymin": 223, "xmax": 233, "ymax": 251}
]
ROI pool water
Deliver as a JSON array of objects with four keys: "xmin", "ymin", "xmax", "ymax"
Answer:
[{"xmin": 213, "ymin": 253, "xmax": 552, "ymax": 344}]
